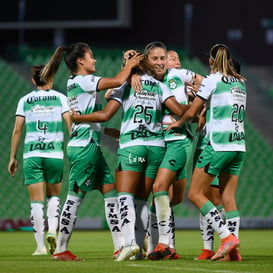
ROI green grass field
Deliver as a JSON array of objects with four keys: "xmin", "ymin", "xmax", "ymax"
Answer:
[{"xmin": 0, "ymin": 229, "xmax": 272, "ymax": 273}]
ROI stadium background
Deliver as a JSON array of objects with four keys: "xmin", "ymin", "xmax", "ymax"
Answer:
[{"xmin": 0, "ymin": 0, "xmax": 272, "ymax": 230}]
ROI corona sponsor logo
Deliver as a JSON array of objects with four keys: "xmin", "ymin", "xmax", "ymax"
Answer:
[{"xmin": 27, "ymin": 95, "xmax": 57, "ymax": 104}]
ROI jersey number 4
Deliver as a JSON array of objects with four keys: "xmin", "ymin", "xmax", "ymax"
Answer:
[{"xmin": 37, "ymin": 120, "xmax": 49, "ymax": 134}]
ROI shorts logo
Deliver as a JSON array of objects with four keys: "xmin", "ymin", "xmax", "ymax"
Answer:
[
  {"xmin": 168, "ymin": 159, "xmax": 176, "ymax": 166},
  {"xmin": 128, "ymin": 153, "xmax": 145, "ymax": 164}
]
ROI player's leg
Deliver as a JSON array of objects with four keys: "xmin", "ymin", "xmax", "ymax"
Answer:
[
  {"xmin": 44, "ymin": 158, "xmax": 63, "ymax": 255},
  {"xmin": 24, "ymin": 157, "xmax": 47, "ymax": 255}
]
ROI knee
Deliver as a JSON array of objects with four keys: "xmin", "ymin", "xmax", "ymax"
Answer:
[
  {"xmin": 187, "ymin": 188, "xmax": 195, "ymax": 204},
  {"xmin": 152, "ymin": 180, "xmax": 167, "ymax": 193}
]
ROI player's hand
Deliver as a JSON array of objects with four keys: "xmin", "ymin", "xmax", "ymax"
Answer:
[
  {"xmin": 164, "ymin": 120, "xmax": 182, "ymax": 131},
  {"xmin": 130, "ymin": 74, "xmax": 142, "ymax": 92},
  {"xmin": 8, "ymin": 159, "xmax": 18, "ymax": 177},
  {"xmin": 70, "ymin": 108, "xmax": 80, "ymax": 122}
]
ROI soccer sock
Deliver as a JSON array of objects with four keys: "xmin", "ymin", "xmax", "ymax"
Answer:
[
  {"xmin": 46, "ymin": 196, "xmax": 60, "ymax": 235},
  {"xmin": 134, "ymin": 198, "xmax": 148, "ymax": 252},
  {"xmin": 199, "ymin": 212, "xmax": 214, "ymax": 250},
  {"xmin": 169, "ymin": 202, "xmax": 176, "ymax": 249},
  {"xmin": 55, "ymin": 194, "xmax": 82, "ymax": 253},
  {"xmin": 217, "ymin": 205, "xmax": 225, "ymax": 222},
  {"xmin": 118, "ymin": 193, "xmax": 136, "ymax": 246},
  {"xmin": 147, "ymin": 204, "xmax": 158, "ymax": 254},
  {"xmin": 200, "ymin": 201, "xmax": 230, "ymax": 240},
  {"xmin": 154, "ymin": 192, "xmax": 171, "ymax": 246},
  {"xmin": 224, "ymin": 210, "xmax": 240, "ymax": 238},
  {"xmin": 31, "ymin": 201, "xmax": 45, "ymax": 250},
  {"xmin": 103, "ymin": 190, "xmax": 124, "ymax": 252}
]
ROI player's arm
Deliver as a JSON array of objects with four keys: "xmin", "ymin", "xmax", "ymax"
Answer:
[
  {"xmin": 164, "ymin": 97, "xmax": 190, "ymax": 117},
  {"xmin": 63, "ymin": 112, "xmax": 72, "ymax": 135},
  {"xmin": 165, "ymin": 96, "xmax": 205, "ymax": 131},
  {"xmin": 97, "ymin": 53, "xmax": 143, "ymax": 91},
  {"xmin": 8, "ymin": 116, "xmax": 25, "ymax": 176},
  {"xmin": 71, "ymin": 99, "xmax": 120, "ymax": 123}
]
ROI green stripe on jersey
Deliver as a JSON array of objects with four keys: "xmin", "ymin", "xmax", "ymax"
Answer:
[
  {"xmin": 26, "ymin": 121, "xmax": 63, "ymax": 134},
  {"xmin": 212, "ymin": 130, "xmax": 245, "ymax": 146}
]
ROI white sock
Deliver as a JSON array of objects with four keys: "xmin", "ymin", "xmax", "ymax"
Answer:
[
  {"xmin": 169, "ymin": 203, "xmax": 176, "ymax": 249},
  {"xmin": 47, "ymin": 196, "xmax": 60, "ymax": 235},
  {"xmin": 118, "ymin": 194, "xmax": 136, "ymax": 246},
  {"xmin": 55, "ymin": 195, "xmax": 82, "ymax": 253},
  {"xmin": 201, "ymin": 201, "xmax": 230, "ymax": 240},
  {"xmin": 147, "ymin": 206, "xmax": 158, "ymax": 254},
  {"xmin": 199, "ymin": 213, "xmax": 214, "ymax": 250},
  {"xmin": 218, "ymin": 206, "xmax": 225, "ymax": 222},
  {"xmin": 31, "ymin": 202, "xmax": 45, "ymax": 250},
  {"xmin": 154, "ymin": 193, "xmax": 171, "ymax": 246},
  {"xmin": 134, "ymin": 199, "xmax": 148, "ymax": 251},
  {"xmin": 104, "ymin": 196, "xmax": 124, "ymax": 251},
  {"xmin": 225, "ymin": 210, "xmax": 240, "ymax": 238}
]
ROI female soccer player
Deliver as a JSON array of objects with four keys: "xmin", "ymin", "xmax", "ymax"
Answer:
[
  {"xmin": 8, "ymin": 65, "xmax": 71, "ymax": 255},
  {"xmin": 166, "ymin": 44, "xmax": 246, "ymax": 261},
  {"xmin": 41, "ymin": 42, "xmax": 143, "ymax": 261},
  {"xmin": 70, "ymin": 49, "xmax": 188, "ymax": 261}
]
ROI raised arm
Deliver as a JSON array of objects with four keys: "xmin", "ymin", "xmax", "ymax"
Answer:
[{"xmin": 97, "ymin": 53, "xmax": 143, "ymax": 91}]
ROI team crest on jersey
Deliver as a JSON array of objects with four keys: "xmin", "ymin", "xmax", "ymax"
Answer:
[{"xmin": 169, "ymin": 79, "xmax": 177, "ymax": 89}]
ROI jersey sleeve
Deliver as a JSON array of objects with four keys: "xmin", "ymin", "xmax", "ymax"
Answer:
[
  {"xmin": 196, "ymin": 75, "xmax": 216, "ymax": 100},
  {"xmin": 176, "ymin": 68, "xmax": 195, "ymax": 83},
  {"xmin": 160, "ymin": 82, "xmax": 174, "ymax": 103},
  {"xmin": 109, "ymin": 83, "xmax": 127, "ymax": 104},
  {"xmin": 59, "ymin": 93, "xmax": 70, "ymax": 113},
  {"xmin": 15, "ymin": 97, "xmax": 25, "ymax": 117},
  {"xmin": 78, "ymin": 75, "xmax": 102, "ymax": 93}
]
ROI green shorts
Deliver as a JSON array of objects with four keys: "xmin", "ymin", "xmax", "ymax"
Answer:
[
  {"xmin": 159, "ymin": 138, "xmax": 192, "ymax": 180},
  {"xmin": 195, "ymin": 144, "xmax": 245, "ymax": 176},
  {"xmin": 67, "ymin": 143, "xmax": 114, "ymax": 193},
  {"xmin": 23, "ymin": 157, "xmax": 63, "ymax": 185},
  {"xmin": 116, "ymin": 145, "xmax": 165, "ymax": 179},
  {"xmin": 194, "ymin": 147, "xmax": 219, "ymax": 186}
]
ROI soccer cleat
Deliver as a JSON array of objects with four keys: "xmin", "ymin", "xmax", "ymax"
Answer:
[
  {"xmin": 115, "ymin": 240, "xmax": 140, "ymax": 262},
  {"xmin": 32, "ymin": 246, "xmax": 47, "ymax": 256},
  {"xmin": 169, "ymin": 248, "xmax": 180, "ymax": 259},
  {"xmin": 217, "ymin": 254, "xmax": 231, "ymax": 261},
  {"xmin": 52, "ymin": 250, "xmax": 84, "ymax": 261},
  {"xmin": 147, "ymin": 243, "xmax": 173, "ymax": 260},
  {"xmin": 113, "ymin": 248, "xmax": 122, "ymax": 260},
  {"xmin": 194, "ymin": 249, "xmax": 215, "ymax": 260},
  {"xmin": 229, "ymin": 247, "xmax": 242, "ymax": 261},
  {"xmin": 143, "ymin": 235, "xmax": 148, "ymax": 253},
  {"xmin": 129, "ymin": 252, "xmax": 145, "ymax": 260},
  {"xmin": 211, "ymin": 234, "xmax": 240, "ymax": 261},
  {"xmin": 47, "ymin": 234, "xmax": 57, "ymax": 255}
]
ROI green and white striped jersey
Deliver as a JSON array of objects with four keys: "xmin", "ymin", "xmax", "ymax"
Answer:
[
  {"xmin": 162, "ymin": 68, "xmax": 195, "ymax": 141},
  {"xmin": 197, "ymin": 72, "xmax": 247, "ymax": 152},
  {"xmin": 67, "ymin": 74, "xmax": 102, "ymax": 147},
  {"xmin": 109, "ymin": 74, "xmax": 174, "ymax": 149},
  {"xmin": 15, "ymin": 89, "xmax": 69, "ymax": 159}
]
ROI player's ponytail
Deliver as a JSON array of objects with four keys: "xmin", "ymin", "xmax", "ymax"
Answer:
[{"xmin": 41, "ymin": 46, "xmax": 66, "ymax": 82}]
